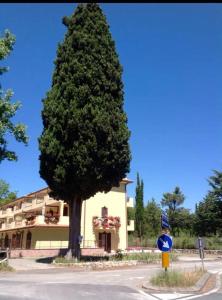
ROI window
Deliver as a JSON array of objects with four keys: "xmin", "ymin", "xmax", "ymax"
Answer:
[
  {"xmin": 101, "ymin": 206, "xmax": 108, "ymax": 218},
  {"xmin": 63, "ymin": 206, "xmax": 68, "ymax": 216}
]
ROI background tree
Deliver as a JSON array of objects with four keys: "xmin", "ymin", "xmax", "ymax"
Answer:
[
  {"xmin": 175, "ymin": 207, "xmax": 195, "ymax": 237},
  {"xmin": 0, "ymin": 179, "xmax": 17, "ymax": 205},
  {"xmin": 194, "ymin": 192, "xmax": 220, "ymax": 236},
  {"xmin": 127, "ymin": 207, "xmax": 135, "ymax": 221},
  {"xmin": 39, "ymin": 4, "xmax": 131, "ymax": 259},
  {"xmin": 144, "ymin": 198, "xmax": 161, "ymax": 237},
  {"xmin": 161, "ymin": 186, "xmax": 185, "ymax": 236},
  {"xmin": 0, "ymin": 30, "xmax": 28, "ymax": 162},
  {"xmin": 134, "ymin": 173, "xmax": 144, "ymax": 237},
  {"xmin": 194, "ymin": 169, "xmax": 222, "ymax": 236},
  {"xmin": 208, "ymin": 170, "xmax": 222, "ymax": 200}
]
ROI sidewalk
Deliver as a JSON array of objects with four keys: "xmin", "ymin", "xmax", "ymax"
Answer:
[
  {"xmin": 8, "ymin": 257, "xmax": 56, "ymax": 271},
  {"xmin": 8, "ymin": 254, "xmax": 222, "ymax": 271}
]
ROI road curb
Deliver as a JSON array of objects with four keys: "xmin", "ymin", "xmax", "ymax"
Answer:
[{"xmin": 142, "ymin": 272, "xmax": 215, "ymax": 293}]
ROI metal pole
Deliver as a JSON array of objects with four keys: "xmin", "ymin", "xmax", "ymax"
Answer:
[{"xmin": 198, "ymin": 237, "xmax": 205, "ymax": 271}]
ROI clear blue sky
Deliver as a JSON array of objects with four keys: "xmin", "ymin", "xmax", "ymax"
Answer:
[{"xmin": 0, "ymin": 4, "xmax": 221, "ymax": 212}]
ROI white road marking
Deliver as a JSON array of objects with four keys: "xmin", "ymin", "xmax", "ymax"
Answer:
[
  {"xmin": 128, "ymin": 276, "xmax": 145, "ymax": 280},
  {"xmin": 151, "ymin": 293, "xmax": 193, "ymax": 300},
  {"xmin": 138, "ymin": 289, "xmax": 159, "ymax": 300}
]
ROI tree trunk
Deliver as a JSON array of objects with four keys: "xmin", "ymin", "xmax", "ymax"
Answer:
[{"xmin": 66, "ymin": 196, "xmax": 82, "ymax": 261}]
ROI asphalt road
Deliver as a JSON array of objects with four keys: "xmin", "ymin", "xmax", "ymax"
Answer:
[
  {"xmin": 194, "ymin": 294, "xmax": 222, "ymax": 300},
  {"xmin": 0, "ymin": 259, "xmax": 221, "ymax": 300},
  {"xmin": 0, "ymin": 281, "xmax": 148, "ymax": 300}
]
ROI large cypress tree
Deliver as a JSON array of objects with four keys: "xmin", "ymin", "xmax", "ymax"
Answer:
[{"xmin": 39, "ymin": 4, "xmax": 131, "ymax": 259}]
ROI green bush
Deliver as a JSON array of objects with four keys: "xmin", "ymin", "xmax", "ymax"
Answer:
[
  {"xmin": 114, "ymin": 249, "xmax": 124, "ymax": 261},
  {"xmin": 173, "ymin": 237, "xmax": 196, "ymax": 249}
]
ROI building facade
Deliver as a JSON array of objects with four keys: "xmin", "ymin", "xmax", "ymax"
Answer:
[{"xmin": 0, "ymin": 179, "xmax": 134, "ymax": 255}]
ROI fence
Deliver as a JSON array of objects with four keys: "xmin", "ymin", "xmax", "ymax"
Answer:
[{"xmin": 0, "ymin": 238, "xmax": 99, "ymax": 250}]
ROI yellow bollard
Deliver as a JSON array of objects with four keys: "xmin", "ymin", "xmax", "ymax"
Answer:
[{"xmin": 162, "ymin": 252, "xmax": 169, "ymax": 269}]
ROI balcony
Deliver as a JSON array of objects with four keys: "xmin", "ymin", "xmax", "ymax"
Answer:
[
  {"xmin": 44, "ymin": 213, "xmax": 60, "ymax": 225},
  {"xmin": 0, "ymin": 208, "xmax": 13, "ymax": 219},
  {"xmin": 59, "ymin": 216, "xmax": 69, "ymax": 225},
  {"xmin": 127, "ymin": 220, "xmax": 135, "ymax": 231},
  {"xmin": 22, "ymin": 198, "xmax": 44, "ymax": 212},
  {"xmin": 24, "ymin": 213, "xmax": 46, "ymax": 226},
  {"xmin": 45, "ymin": 197, "xmax": 59, "ymax": 206},
  {"xmin": 92, "ymin": 216, "xmax": 121, "ymax": 231},
  {"xmin": 5, "ymin": 221, "xmax": 15, "ymax": 229}
]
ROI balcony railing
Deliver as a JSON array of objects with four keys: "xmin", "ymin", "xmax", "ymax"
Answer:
[
  {"xmin": 92, "ymin": 216, "xmax": 121, "ymax": 230},
  {"xmin": 6, "ymin": 223, "xmax": 13, "ymax": 229},
  {"xmin": 22, "ymin": 198, "xmax": 44, "ymax": 210},
  {"xmin": 44, "ymin": 213, "xmax": 60, "ymax": 225}
]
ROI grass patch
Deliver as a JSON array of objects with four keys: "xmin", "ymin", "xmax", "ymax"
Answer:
[
  {"xmin": 111, "ymin": 251, "xmax": 178, "ymax": 263},
  {"xmin": 111, "ymin": 252, "xmax": 161, "ymax": 262},
  {"xmin": 150, "ymin": 268, "xmax": 205, "ymax": 287},
  {"xmin": 0, "ymin": 262, "xmax": 14, "ymax": 272},
  {"xmin": 54, "ymin": 252, "xmax": 178, "ymax": 264}
]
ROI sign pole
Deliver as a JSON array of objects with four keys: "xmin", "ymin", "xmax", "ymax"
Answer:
[
  {"xmin": 158, "ymin": 212, "xmax": 173, "ymax": 274},
  {"xmin": 162, "ymin": 252, "xmax": 169, "ymax": 272},
  {"xmin": 198, "ymin": 237, "xmax": 205, "ymax": 271}
]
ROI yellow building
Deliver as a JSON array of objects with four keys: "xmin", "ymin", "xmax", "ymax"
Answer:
[{"xmin": 0, "ymin": 179, "xmax": 134, "ymax": 256}]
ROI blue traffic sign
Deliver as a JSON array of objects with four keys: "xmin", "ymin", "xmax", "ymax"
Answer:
[
  {"xmin": 157, "ymin": 234, "xmax": 173, "ymax": 252},
  {"xmin": 161, "ymin": 213, "xmax": 170, "ymax": 229}
]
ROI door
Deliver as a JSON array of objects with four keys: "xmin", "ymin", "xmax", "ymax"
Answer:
[
  {"xmin": 98, "ymin": 232, "xmax": 111, "ymax": 253},
  {"xmin": 26, "ymin": 231, "xmax": 32, "ymax": 249},
  {"xmin": 15, "ymin": 233, "xmax": 22, "ymax": 248},
  {"xmin": 11, "ymin": 234, "xmax": 16, "ymax": 249}
]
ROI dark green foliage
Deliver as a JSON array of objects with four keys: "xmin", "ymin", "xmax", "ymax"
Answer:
[
  {"xmin": 194, "ymin": 192, "xmax": 220, "ymax": 236},
  {"xmin": 161, "ymin": 186, "xmax": 185, "ymax": 236},
  {"xmin": 39, "ymin": 3, "xmax": 131, "ymax": 202},
  {"xmin": 127, "ymin": 207, "xmax": 135, "ymax": 220},
  {"xmin": 39, "ymin": 4, "xmax": 131, "ymax": 258},
  {"xmin": 144, "ymin": 198, "xmax": 161, "ymax": 237},
  {"xmin": 208, "ymin": 170, "xmax": 222, "ymax": 200},
  {"xmin": 194, "ymin": 170, "xmax": 222, "ymax": 236},
  {"xmin": 176, "ymin": 207, "xmax": 195, "ymax": 236},
  {"xmin": 161, "ymin": 186, "xmax": 185, "ymax": 212},
  {"xmin": 135, "ymin": 173, "xmax": 144, "ymax": 237}
]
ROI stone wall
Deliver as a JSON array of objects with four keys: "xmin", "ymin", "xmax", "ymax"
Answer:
[{"xmin": 126, "ymin": 247, "xmax": 222, "ymax": 255}]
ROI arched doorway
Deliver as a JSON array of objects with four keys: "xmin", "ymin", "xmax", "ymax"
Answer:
[
  {"xmin": 98, "ymin": 232, "xmax": 111, "ymax": 253},
  {"xmin": 11, "ymin": 232, "xmax": 22, "ymax": 249},
  {"xmin": 26, "ymin": 231, "xmax": 32, "ymax": 249}
]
